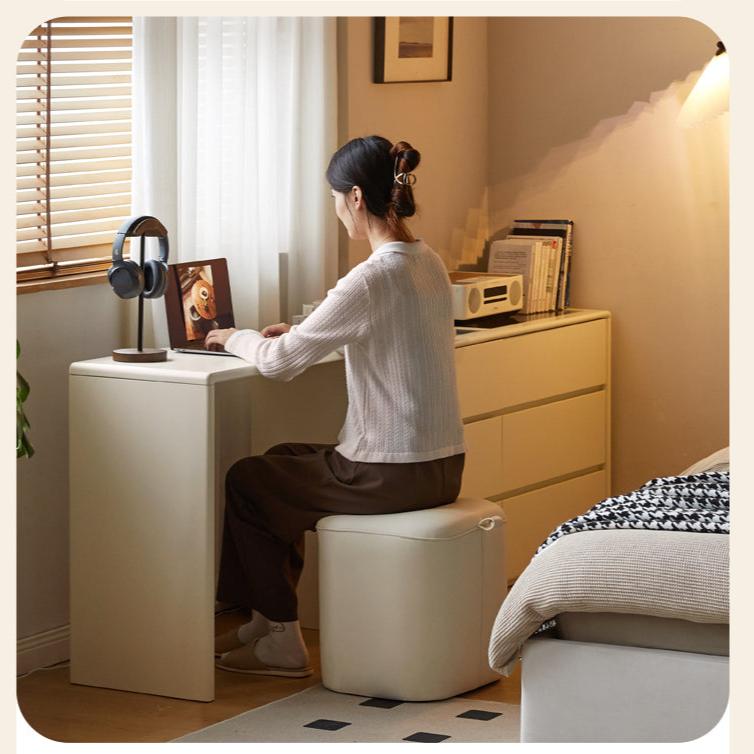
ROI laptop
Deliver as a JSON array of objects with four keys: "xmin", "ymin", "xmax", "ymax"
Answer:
[{"xmin": 164, "ymin": 257, "xmax": 239, "ymax": 356}]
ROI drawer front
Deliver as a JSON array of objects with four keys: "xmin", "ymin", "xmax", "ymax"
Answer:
[
  {"xmin": 500, "ymin": 469, "xmax": 608, "ymax": 579},
  {"xmin": 501, "ymin": 390, "xmax": 606, "ymax": 492},
  {"xmin": 455, "ymin": 319, "xmax": 607, "ymax": 419},
  {"xmin": 459, "ymin": 416, "xmax": 504, "ymax": 499}
]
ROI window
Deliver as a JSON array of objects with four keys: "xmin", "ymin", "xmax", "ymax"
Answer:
[{"xmin": 16, "ymin": 17, "xmax": 132, "ymax": 285}]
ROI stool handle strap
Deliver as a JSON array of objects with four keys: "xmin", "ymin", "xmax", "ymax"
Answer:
[{"xmin": 477, "ymin": 515, "xmax": 503, "ymax": 531}]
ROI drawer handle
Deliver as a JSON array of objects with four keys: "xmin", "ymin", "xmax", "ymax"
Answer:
[{"xmin": 477, "ymin": 516, "xmax": 503, "ymax": 531}]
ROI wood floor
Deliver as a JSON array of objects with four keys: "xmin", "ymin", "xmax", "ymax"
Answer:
[{"xmin": 17, "ymin": 612, "xmax": 521, "ymax": 743}]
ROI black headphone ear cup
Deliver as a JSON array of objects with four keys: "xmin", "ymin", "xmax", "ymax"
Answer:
[
  {"xmin": 142, "ymin": 260, "xmax": 168, "ymax": 299},
  {"xmin": 108, "ymin": 260, "xmax": 144, "ymax": 299}
]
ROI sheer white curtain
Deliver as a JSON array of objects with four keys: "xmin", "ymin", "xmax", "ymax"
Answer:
[{"xmin": 132, "ymin": 17, "xmax": 338, "ymax": 346}]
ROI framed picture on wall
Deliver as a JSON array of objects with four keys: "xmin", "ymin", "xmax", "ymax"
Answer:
[{"xmin": 374, "ymin": 17, "xmax": 453, "ymax": 83}]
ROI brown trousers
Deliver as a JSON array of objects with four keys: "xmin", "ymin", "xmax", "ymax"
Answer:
[{"xmin": 216, "ymin": 442, "xmax": 465, "ymax": 621}]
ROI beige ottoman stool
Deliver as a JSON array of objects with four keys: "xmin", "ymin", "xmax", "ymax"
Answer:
[{"xmin": 316, "ymin": 497, "xmax": 506, "ymax": 701}]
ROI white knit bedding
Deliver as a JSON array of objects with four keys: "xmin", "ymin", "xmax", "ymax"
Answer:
[
  {"xmin": 487, "ymin": 528, "xmax": 729, "ymax": 675},
  {"xmin": 487, "ymin": 449, "xmax": 730, "ymax": 676}
]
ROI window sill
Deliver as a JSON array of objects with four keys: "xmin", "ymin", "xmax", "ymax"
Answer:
[{"xmin": 17, "ymin": 271, "xmax": 111, "ymax": 295}]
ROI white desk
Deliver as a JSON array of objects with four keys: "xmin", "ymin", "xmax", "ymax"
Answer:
[
  {"xmin": 69, "ymin": 309, "xmax": 610, "ymax": 701},
  {"xmin": 69, "ymin": 351, "xmax": 347, "ymax": 701}
]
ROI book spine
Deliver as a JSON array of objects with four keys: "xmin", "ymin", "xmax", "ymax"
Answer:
[
  {"xmin": 562, "ymin": 225, "xmax": 573, "ymax": 309},
  {"xmin": 546, "ymin": 241, "xmax": 556, "ymax": 311},
  {"xmin": 534, "ymin": 241, "xmax": 544, "ymax": 313},
  {"xmin": 527, "ymin": 244, "xmax": 539, "ymax": 314},
  {"xmin": 541, "ymin": 242, "xmax": 550, "ymax": 312},
  {"xmin": 552, "ymin": 241, "xmax": 565, "ymax": 311},
  {"xmin": 526, "ymin": 247, "xmax": 536, "ymax": 313}
]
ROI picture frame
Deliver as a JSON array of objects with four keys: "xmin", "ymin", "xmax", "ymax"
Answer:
[{"xmin": 374, "ymin": 17, "xmax": 453, "ymax": 84}]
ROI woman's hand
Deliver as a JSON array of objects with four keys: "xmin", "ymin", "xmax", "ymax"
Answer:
[
  {"xmin": 204, "ymin": 327, "xmax": 238, "ymax": 351},
  {"xmin": 260, "ymin": 322, "xmax": 292, "ymax": 338}
]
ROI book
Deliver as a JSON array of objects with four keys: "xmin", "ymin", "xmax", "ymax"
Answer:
[
  {"xmin": 507, "ymin": 235, "xmax": 562, "ymax": 311},
  {"xmin": 532, "ymin": 236, "xmax": 559, "ymax": 311},
  {"xmin": 511, "ymin": 220, "xmax": 574, "ymax": 309},
  {"xmin": 534, "ymin": 241, "xmax": 545, "ymax": 311},
  {"xmin": 542, "ymin": 238, "xmax": 557, "ymax": 311},
  {"xmin": 487, "ymin": 239, "xmax": 538, "ymax": 313},
  {"xmin": 498, "ymin": 236, "xmax": 559, "ymax": 312},
  {"xmin": 510, "ymin": 225, "xmax": 564, "ymax": 310},
  {"xmin": 549, "ymin": 239, "xmax": 563, "ymax": 310}
]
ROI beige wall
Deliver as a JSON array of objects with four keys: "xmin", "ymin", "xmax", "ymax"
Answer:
[
  {"xmin": 17, "ymin": 285, "xmax": 127, "ymax": 649},
  {"xmin": 487, "ymin": 18, "xmax": 729, "ymax": 493},
  {"xmin": 337, "ymin": 17, "xmax": 489, "ymax": 271}
]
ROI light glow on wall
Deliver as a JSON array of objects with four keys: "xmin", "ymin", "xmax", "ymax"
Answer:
[{"xmin": 678, "ymin": 46, "xmax": 729, "ymax": 128}]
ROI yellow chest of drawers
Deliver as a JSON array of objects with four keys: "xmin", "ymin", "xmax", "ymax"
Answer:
[{"xmin": 455, "ymin": 309, "xmax": 611, "ymax": 580}]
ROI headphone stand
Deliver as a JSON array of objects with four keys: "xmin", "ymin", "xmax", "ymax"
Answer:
[{"xmin": 113, "ymin": 236, "xmax": 168, "ymax": 363}]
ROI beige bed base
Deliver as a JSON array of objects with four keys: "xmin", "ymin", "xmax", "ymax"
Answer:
[{"xmin": 520, "ymin": 637, "xmax": 728, "ymax": 743}]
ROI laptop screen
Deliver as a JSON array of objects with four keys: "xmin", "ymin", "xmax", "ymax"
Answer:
[{"xmin": 164, "ymin": 258, "xmax": 235, "ymax": 351}]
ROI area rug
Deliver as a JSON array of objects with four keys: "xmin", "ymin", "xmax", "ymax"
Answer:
[{"xmin": 173, "ymin": 684, "xmax": 520, "ymax": 743}]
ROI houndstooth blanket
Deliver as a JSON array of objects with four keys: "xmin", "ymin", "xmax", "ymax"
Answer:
[
  {"xmin": 488, "ymin": 472, "xmax": 730, "ymax": 675},
  {"xmin": 538, "ymin": 471, "xmax": 729, "ymax": 553}
]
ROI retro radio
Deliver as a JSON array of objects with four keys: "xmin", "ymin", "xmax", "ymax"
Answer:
[{"xmin": 449, "ymin": 272, "xmax": 523, "ymax": 320}]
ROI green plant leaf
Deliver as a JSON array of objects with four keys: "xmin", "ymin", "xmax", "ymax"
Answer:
[
  {"xmin": 17, "ymin": 364, "xmax": 31, "ymax": 442},
  {"xmin": 17, "ymin": 436, "xmax": 34, "ymax": 459},
  {"xmin": 17, "ymin": 373, "xmax": 30, "ymax": 403},
  {"xmin": 16, "ymin": 340, "xmax": 34, "ymax": 459}
]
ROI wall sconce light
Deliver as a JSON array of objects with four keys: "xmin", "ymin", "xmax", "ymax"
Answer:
[{"xmin": 678, "ymin": 41, "xmax": 729, "ymax": 128}]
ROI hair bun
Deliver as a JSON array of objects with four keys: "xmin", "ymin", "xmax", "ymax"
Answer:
[
  {"xmin": 388, "ymin": 140, "xmax": 420, "ymax": 218},
  {"xmin": 390, "ymin": 140, "xmax": 421, "ymax": 174}
]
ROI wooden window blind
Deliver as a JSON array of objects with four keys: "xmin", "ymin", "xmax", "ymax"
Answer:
[{"xmin": 16, "ymin": 17, "xmax": 133, "ymax": 283}]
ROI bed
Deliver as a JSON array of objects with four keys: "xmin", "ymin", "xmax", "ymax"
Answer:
[{"xmin": 488, "ymin": 448, "xmax": 730, "ymax": 743}]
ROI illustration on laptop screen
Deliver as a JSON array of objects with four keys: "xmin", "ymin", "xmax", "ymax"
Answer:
[{"xmin": 164, "ymin": 258, "xmax": 235, "ymax": 352}]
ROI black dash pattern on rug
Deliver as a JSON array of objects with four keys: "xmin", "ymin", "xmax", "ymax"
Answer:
[
  {"xmin": 359, "ymin": 697, "xmax": 404, "ymax": 709},
  {"xmin": 403, "ymin": 731, "xmax": 451, "ymax": 742},
  {"xmin": 457, "ymin": 709, "xmax": 502, "ymax": 721},
  {"xmin": 303, "ymin": 719, "xmax": 351, "ymax": 731}
]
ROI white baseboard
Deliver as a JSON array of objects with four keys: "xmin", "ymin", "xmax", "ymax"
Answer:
[{"xmin": 17, "ymin": 624, "xmax": 70, "ymax": 676}]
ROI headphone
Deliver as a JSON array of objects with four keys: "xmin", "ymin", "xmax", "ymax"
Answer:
[{"xmin": 108, "ymin": 215, "xmax": 170, "ymax": 300}]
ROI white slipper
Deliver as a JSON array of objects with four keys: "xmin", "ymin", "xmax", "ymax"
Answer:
[
  {"xmin": 216, "ymin": 640, "xmax": 313, "ymax": 678},
  {"xmin": 214, "ymin": 627, "xmax": 245, "ymax": 657},
  {"xmin": 214, "ymin": 620, "xmax": 274, "ymax": 657}
]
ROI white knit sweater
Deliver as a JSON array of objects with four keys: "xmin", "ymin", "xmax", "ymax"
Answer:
[{"xmin": 224, "ymin": 240, "xmax": 466, "ymax": 463}]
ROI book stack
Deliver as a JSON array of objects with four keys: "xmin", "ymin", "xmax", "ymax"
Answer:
[{"xmin": 487, "ymin": 219, "xmax": 574, "ymax": 314}]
